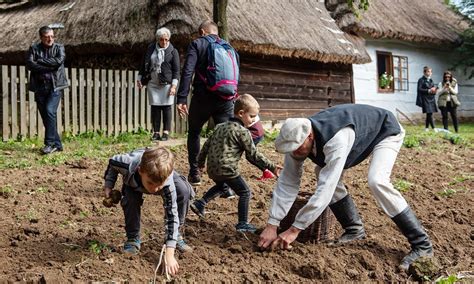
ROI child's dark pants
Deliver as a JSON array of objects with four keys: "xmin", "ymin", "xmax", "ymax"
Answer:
[
  {"xmin": 200, "ymin": 175, "xmax": 251, "ymax": 224},
  {"xmin": 121, "ymin": 172, "xmax": 194, "ymax": 239}
]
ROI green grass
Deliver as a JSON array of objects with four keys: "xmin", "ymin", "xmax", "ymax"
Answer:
[
  {"xmin": 402, "ymin": 122, "xmax": 474, "ymax": 149},
  {"xmin": 1, "ymin": 123, "xmax": 473, "ymax": 170},
  {"xmin": 87, "ymin": 239, "xmax": 109, "ymax": 254},
  {"xmin": 0, "ymin": 129, "xmax": 157, "ymax": 169},
  {"xmin": 393, "ymin": 178, "xmax": 413, "ymax": 192}
]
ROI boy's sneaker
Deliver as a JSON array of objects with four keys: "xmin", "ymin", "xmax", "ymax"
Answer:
[
  {"xmin": 188, "ymin": 174, "xmax": 201, "ymax": 186},
  {"xmin": 123, "ymin": 238, "xmax": 141, "ymax": 254},
  {"xmin": 176, "ymin": 236, "xmax": 193, "ymax": 253},
  {"xmin": 190, "ymin": 201, "xmax": 205, "ymax": 219},
  {"xmin": 235, "ymin": 222, "xmax": 257, "ymax": 233},
  {"xmin": 220, "ymin": 188, "xmax": 236, "ymax": 199}
]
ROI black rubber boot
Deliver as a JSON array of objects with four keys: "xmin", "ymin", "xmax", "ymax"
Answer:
[
  {"xmin": 329, "ymin": 195, "xmax": 366, "ymax": 243},
  {"xmin": 392, "ymin": 207, "xmax": 433, "ymax": 271}
]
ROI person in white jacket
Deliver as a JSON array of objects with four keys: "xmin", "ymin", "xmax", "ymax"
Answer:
[{"xmin": 258, "ymin": 104, "xmax": 433, "ymax": 271}]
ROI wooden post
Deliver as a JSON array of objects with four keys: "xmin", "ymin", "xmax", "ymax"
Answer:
[
  {"xmin": 79, "ymin": 68, "xmax": 85, "ymax": 133},
  {"xmin": 133, "ymin": 71, "xmax": 139, "ymax": 131},
  {"xmin": 140, "ymin": 83, "xmax": 146, "ymax": 129},
  {"xmin": 86, "ymin": 68, "xmax": 93, "ymax": 131},
  {"xmin": 19, "ymin": 66, "xmax": 27, "ymax": 138},
  {"xmin": 121, "ymin": 70, "xmax": 126, "ymax": 132},
  {"xmin": 114, "ymin": 70, "xmax": 120, "ymax": 136},
  {"xmin": 101, "ymin": 69, "xmax": 106, "ymax": 131},
  {"xmin": 2, "ymin": 65, "xmax": 9, "ymax": 141},
  {"xmin": 107, "ymin": 70, "xmax": 113, "ymax": 136},
  {"xmin": 63, "ymin": 68, "xmax": 70, "ymax": 133},
  {"xmin": 93, "ymin": 69, "xmax": 100, "ymax": 131},
  {"xmin": 213, "ymin": 0, "xmax": 229, "ymax": 40},
  {"xmin": 127, "ymin": 71, "xmax": 133, "ymax": 131},
  {"xmin": 10, "ymin": 66, "xmax": 18, "ymax": 139},
  {"xmin": 28, "ymin": 90, "xmax": 36, "ymax": 138},
  {"xmin": 71, "ymin": 68, "xmax": 78, "ymax": 134}
]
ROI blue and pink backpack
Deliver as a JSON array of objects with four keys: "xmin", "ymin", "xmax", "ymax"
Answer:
[{"xmin": 198, "ymin": 35, "xmax": 239, "ymax": 100}]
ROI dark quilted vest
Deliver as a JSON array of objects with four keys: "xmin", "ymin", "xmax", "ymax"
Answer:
[{"xmin": 308, "ymin": 104, "xmax": 401, "ymax": 169}]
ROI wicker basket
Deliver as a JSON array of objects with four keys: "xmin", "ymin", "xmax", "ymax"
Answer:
[{"xmin": 279, "ymin": 192, "xmax": 336, "ymax": 243}]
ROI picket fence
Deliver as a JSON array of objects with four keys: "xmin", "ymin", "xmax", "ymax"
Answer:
[{"xmin": 1, "ymin": 65, "xmax": 188, "ymax": 141}]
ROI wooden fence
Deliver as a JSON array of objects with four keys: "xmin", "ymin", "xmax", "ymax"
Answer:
[{"xmin": 1, "ymin": 65, "xmax": 188, "ymax": 141}]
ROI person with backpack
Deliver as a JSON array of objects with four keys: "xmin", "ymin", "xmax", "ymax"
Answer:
[{"xmin": 177, "ymin": 20, "xmax": 240, "ymax": 188}]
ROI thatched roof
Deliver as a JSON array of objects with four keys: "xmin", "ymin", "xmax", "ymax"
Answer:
[
  {"xmin": 337, "ymin": 0, "xmax": 470, "ymax": 45},
  {"xmin": 0, "ymin": 0, "xmax": 370, "ymax": 64}
]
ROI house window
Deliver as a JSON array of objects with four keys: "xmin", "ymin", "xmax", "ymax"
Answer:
[
  {"xmin": 376, "ymin": 51, "xmax": 409, "ymax": 92},
  {"xmin": 393, "ymin": 56, "xmax": 408, "ymax": 91}
]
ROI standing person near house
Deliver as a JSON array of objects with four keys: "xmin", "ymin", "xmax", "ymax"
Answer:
[
  {"xmin": 436, "ymin": 71, "xmax": 460, "ymax": 133},
  {"xmin": 26, "ymin": 26, "xmax": 68, "ymax": 155},
  {"xmin": 138, "ymin": 27, "xmax": 180, "ymax": 141},
  {"xmin": 176, "ymin": 20, "xmax": 239, "ymax": 187},
  {"xmin": 257, "ymin": 104, "xmax": 433, "ymax": 271},
  {"xmin": 416, "ymin": 66, "xmax": 438, "ymax": 131}
]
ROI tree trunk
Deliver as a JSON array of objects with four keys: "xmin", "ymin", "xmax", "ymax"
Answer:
[{"xmin": 213, "ymin": 0, "xmax": 228, "ymax": 40}]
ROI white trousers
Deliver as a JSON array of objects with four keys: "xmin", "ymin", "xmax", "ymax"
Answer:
[{"xmin": 324, "ymin": 127, "xmax": 408, "ymax": 218}]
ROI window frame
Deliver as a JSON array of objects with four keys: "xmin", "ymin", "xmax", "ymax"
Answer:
[
  {"xmin": 376, "ymin": 51, "xmax": 409, "ymax": 93},
  {"xmin": 393, "ymin": 55, "xmax": 409, "ymax": 91}
]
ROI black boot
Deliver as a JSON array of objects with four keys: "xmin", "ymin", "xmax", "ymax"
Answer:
[
  {"xmin": 329, "ymin": 195, "xmax": 366, "ymax": 243},
  {"xmin": 392, "ymin": 207, "xmax": 433, "ymax": 271}
]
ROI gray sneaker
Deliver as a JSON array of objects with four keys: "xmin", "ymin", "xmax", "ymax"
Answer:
[
  {"xmin": 123, "ymin": 238, "xmax": 141, "ymax": 254},
  {"xmin": 176, "ymin": 236, "xmax": 193, "ymax": 253}
]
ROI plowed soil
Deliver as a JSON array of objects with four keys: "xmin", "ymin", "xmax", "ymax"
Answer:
[{"xmin": 0, "ymin": 140, "xmax": 473, "ymax": 282}]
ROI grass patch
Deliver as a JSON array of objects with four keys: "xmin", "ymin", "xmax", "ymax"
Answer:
[
  {"xmin": 438, "ymin": 187, "xmax": 468, "ymax": 198},
  {"xmin": 87, "ymin": 239, "xmax": 109, "ymax": 254},
  {"xmin": 394, "ymin": 178, "xmax": 413, "ymax": 192},
  {"xmin": 435, "ymin": 274, "xmax": 459, "ymax": 284},
  {"xmin": 402, "ymin": 122, "xmax": 473, "ymax": 149},
  {"xmin": 0, "ymin": 185, "xmax": 14, "ymax": 197},
  {"xmin": 0, "ymin": 129, "xmax": 155, "ymax": 169}
]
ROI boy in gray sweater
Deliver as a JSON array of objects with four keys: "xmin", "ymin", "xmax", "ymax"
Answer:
[{"xmin": 104, "ymin": 146, "xmax": 194, "ymax": 276}]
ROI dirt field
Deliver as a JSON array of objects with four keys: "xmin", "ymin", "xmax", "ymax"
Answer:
[{"xmin": 0, "ymin": 139, "xmax": 472, "ymax": 282}]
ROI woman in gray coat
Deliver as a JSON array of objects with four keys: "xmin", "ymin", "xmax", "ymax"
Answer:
[{"xmin": 138, "ymin": 27, "xmax": 180, "ymax": 141}]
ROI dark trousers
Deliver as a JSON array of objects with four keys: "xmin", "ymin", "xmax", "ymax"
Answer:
[
  {"xmin": 151, "ymin": 105, "xmax": 172, "ymax": 133},
  {"xmin": 440, "ymin": 102, "xmax": 458, "ymax": 132},
  {"xmin": 200, "ymin": 176, "xmax": 251, "ymax": 224},
  {"xmin": 425, "ymin": 113, "xmax": 435, "ymax": 129},
  {"xmin": 187, "ymin": 95, "xmax": 234, "ymax": 176},
  {"xmin": 121, "ymin": 172, "xmax": 195, "ymax": 239},
  {"xmin": 35, "ymin": 91, "xmax": 62, "ymax": 149}
]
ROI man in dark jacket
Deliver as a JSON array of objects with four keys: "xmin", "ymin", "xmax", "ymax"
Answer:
[
  {"xmin": 176, "ymin": 20, "xmax": 238, "ymax": 186},
  {"xmin": 26, "ymin": 26, "xmax": 68, "ymax": 154},
  {"xmin": 258, "ymin": 104, "xmax": 433, "ymax": 271}
]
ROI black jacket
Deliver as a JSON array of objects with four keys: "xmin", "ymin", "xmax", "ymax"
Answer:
[
  {"xmin": 177, "ymin": 35, "xmax": 240, "ymax": 105},
  {"xmin": 26, "ymin": 42, "xmax": 68, "ymax": 93},
  {"xmin": 416, "ymin": 76, "xmax": 437, "ymax": 113},
  {"xmin": 138, "ymin": 43, "xmax": 180, "ymax": 86}
]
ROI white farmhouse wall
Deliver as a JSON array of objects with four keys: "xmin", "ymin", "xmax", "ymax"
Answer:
[{"xmin": 353, "ymin": 39, "xmax": 474, "ymax": 122}]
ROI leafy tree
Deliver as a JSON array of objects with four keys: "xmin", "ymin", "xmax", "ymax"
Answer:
[{"xmin": 450, "ymin": 0, "xmax": 474, "ymax": 78}]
